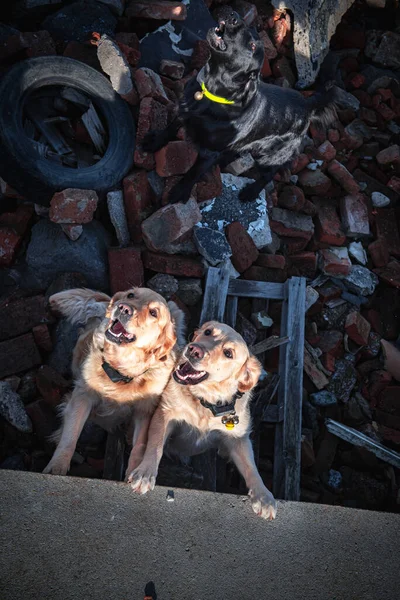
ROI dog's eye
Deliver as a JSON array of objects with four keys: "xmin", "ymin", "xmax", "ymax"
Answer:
[
  {"xmin": 127, "ymin": 293, "xmax": 135, "ymax": 299},
  {"xmin": 149, "ymin": 308, "xmax": 158, "ymax": 318},
  {"xmin": 224, "ymin": 349, "xmax": 233, "ymax": 359},
  {"xmin": 204, "ymin": 329, "xmax": 212, "ymax": 336}
]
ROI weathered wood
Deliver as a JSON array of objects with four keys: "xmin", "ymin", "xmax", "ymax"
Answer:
[
  {"xmin": 326, "ymin": 419, "xmax": 400, "ymax": 469},
  {"xmin": 200, "ymin": 265, "xmax": 230, "ymax": 324},
  {"xmin": 250, "ymin": 335, "xmax": 289, "ymax": 356},
  {"xmin": 281, "ymin": 277, "xmax": 306, "ymax": 501},
  {"xmin": 303, "ymin": 346, "xmax": 329, "ymax": 390},
  {"xmin": 103, "ymin": 429, "xmax": 126, "ymax": 481},
  {"xmin": 60, "ymin": 87, "xmax": 90, "ymax": 109},
  {"xmin": 81, "ymin": 102, "xmax": 107, "ymax": 154},
  {"xmin": 25, "ymin": 105, "xmax": 72, "ymax": 155},
  {"xmin": 224, "ymin": 295, "xmax": 238, "ymax": 328},
  {"xmin": 228, "ymin": 279, "xmax": 286, "ymax": 300}
]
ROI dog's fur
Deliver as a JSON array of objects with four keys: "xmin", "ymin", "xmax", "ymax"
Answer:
[
  {"xmin": 129, "ymin": 321, "xmax": 277, "ymax": 520},
  {"xmin": 143, "ymin": 9, "xmax": 337, "ymax": 204},
  {"xmin": 43, "ymin": 287, "xmax": 186, "ymax": 479}
]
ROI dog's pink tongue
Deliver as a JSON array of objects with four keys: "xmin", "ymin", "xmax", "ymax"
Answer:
[{"xmin": 111, "ymin": 321, "xmax": 126, "ymax": 335}]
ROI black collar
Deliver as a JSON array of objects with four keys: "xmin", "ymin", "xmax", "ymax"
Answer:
[
  {"xmin": 102, "ymin": 361, "xmax": 133, "ymax": 384},
  {"xmin": 199, "ymin": 390, "xmax": 244, "ymax": 417}
]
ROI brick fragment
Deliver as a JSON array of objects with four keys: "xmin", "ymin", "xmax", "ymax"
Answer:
[
  {"xmin": 0, "ymin": 295, "xmax": 53, "ymax": 342},
  {"xmin": 319, "ymin": 248, "xmax": 352, "ymax": 277},
  {"xmin": 368, "ymin": 238, "xmax": 389, "ymax": 268},
  {"xmin": 123, "ymin": 171, "xmax": 156, "ymax": 243},
  {"xmin": 160, "ymin": 59, "xmax": 184, "ymax": 80},
  {"xmin": 225, "ymin": 222, "xmax": 259, "ymax": 273},
  {"xmin": 143, "ymin": 251, "xmax": 204, "ymax": 278},
  {"xmin": 255, "ymin": 254, "xmax": 286, "ymax": 269},
  {"xmin": 278, "ymin": 186, "xmax": 305, "ymax": 212},
  {"xmin": 375, "ymin": 209, "xmax": 400, "ymax": 257},
  {"xmin": 155, "ymin": 141, "xmax": 198, "ymax": 177},
  {"xmin": 289, "ymin": 252, "xmax": 317, "ymax": 278},
  {"xmin": 125, "ymin": 0, "xmax": 187, "ymax": 20},
  {"xmin": 36, "ymin": 365, "xmax": 70, "ymax": 408},
  {"xmin": 32, "ymin": 324, "xmax": 53, "ymax": 353},
  {"xmin": 327, "ymin": 160, "xmax": 360, "ymax": 194},
  {"xmin": 297, "ymin": 169, "xmax": 332, "ymax": 195},
  {"xmin": 50, "ymin": 189, "xmax": 98, "ymax": 224},
  {"xmin": 108, "ymin": 247, "xmax": 144, "ymax": 294},
  {"xmin": 134, "ymin": 98, "xmax": 168, "ymax": 170},
  {"xmin": 345, "ymin": 311, "xmax": 371, "ymax": 345},
  {"xmin": 376, "ymin": 145, "xmax": 400, "ymax": 165},
  {"xmin": 0, "ymin": 333, "xmax": 41, "ymax": 378},
  {"xmin": 340, "ymin": 194, "xmax": 370, "ymax": 238},
  {"xmin": 141, "ymin": 198, "xmax": 201, "ymax": 253},
  {"xmin": 314, "ymin": 201, "xmax": 346, "ymax": 246}
]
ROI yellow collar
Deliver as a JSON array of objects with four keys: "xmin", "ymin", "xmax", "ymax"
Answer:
[{"xmin": 201, "ymin": 82, "xmax": 235, "ymax": 105}]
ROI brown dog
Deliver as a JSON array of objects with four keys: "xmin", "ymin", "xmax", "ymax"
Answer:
[
  {"xmin": 43, "ymin": 287, "xmax": 185, "ymax": 479},
  {"xmin": 129, "ymin": 321, "xmax": 277, "ymax": 520}
]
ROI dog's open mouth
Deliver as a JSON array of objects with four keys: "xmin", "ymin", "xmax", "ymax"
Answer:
[
  {"xmin": 211, "ymin": 21, "xmax": 227, "ymax": 51},
  {"xmin": 173, "ymin": 361, "xmax": 209, "ymax": 385},
  {"xmin": 105, "ymin": 320, "xmax": 136, "ymax": 344}
]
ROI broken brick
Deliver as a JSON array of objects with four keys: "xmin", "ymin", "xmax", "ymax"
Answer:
[
  {"xmin": 143, "ymin": 251, "xmax": 204, "ymax": 278},
  {"xmin": 190, "ymin": 39, "xmax": 210, "ymax": 70},
  {"xmin": 345, "ymin": 311, "xmax": 371, "ymax": 346},
  {"xmin": 160, "ymin": 59, "xmax": 185, "ymax": 80},
  {"xmin": 314, "ymin": 201, "xmax": 346, "ymax": 246},
  {"xmin": 134, "ymin": 98, "xmax": 168, "ymax": 170},
  {"xmin": 376, "ymin": 145, "xmax": 400, "ymax": 166},
  {"xmin": 258, "ymin": 30, "xmax": 278, "ymax": 60},
  {"xmin": 317, "ymin": 330, "xmax": 344, "ymax": 358},
  {"xmin": 270, "ymin": 208, "xmax": 314, "ymax": 240},
  {"xmin": 133, "ymin": 68, "xmax": 169, "ymax": 105},
  {"xmin": 0, "ymin": 333, "xmax": 41, "ymax": 378},
  {"xmin": 327, "ymin": 160, "xmax": 360, "ymax": 194},
  {"xmin": 0, "ymin": 295, "xmax": 53, "ymax": 342},
  {"xmin": 278, "ymin": 186, "xmax": 305, "ymax": 212},
  {"xmin": 291, "ymin": 153, "xmax": 310, "ymax": 174},
  {"xmin": 317, "ymin": 141, "xmax": 336, "ymax": 162},
  {"xmin": 374, "ymin": 259, "xmax": 400, "ymax": 289},
  {"xmin": 375, "ymin": 209, "xmax": 400, "ymax": 257},
  {"xmin": 196, "ymin": 166, "xmax": 223, "ymax": 203},
  {"xmin": 289, "ymin": 252, "xmax": 317, "ymax": 278},
  {"xmin": 297, "ymin": 169, "xmax": 332, "ymax": 195},
  {"xmin": 108, "ymin": 247, "xmax": 144, "ymax": 295},
  {"xmin": 340, "ymin": 194, "xmax": 370, "ymax": 238},
  {"xmin": 225, "ymin": 222, "xmax": 259, "ymax": 273},
  {"xmin": 123, "ymin": 171, "xmax": 156, "ymax": 243},
  {"xmin": 32, "ymin": 324, "xmax": 53, "ymax": 353},
  {"xmin": 125, "ymin": 0, "xmax": 187, "ymax": 20},
  {"xmin": 242, "ymin": 265, "xmax": 288, "ymax": 283},
  {"xmin": 319, "ymin": 248, "xmax": 352, "ymax": 277},
  {"xmin": 0, "ymin": 228, "xmax": 22, "ymax": 266},
  {"xmin": 155, "ymin": 141, "xmax": 198, "ymax": 177},
  {"xmin": 36, "ymin": 365, "xmax": 70, "ymax": 409},
  {"xmin": 368, "ymin": 238, "xmax": 389, "ymax": 268},
  {"xmin": 387, "ymin": 176, "xmax": 400, "ymax": 195},
  {"xmin": 49, "ymin": 189, "xmax": 98, "ymax": 224},
  {"xmin": 255, "ymin": 254, "xmax": 286, "ymax": 269},
  {"xmin": 141, "ymin": 198, "xmax": 201, "ymax": 253}
]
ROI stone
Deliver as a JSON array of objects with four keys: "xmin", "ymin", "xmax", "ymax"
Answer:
[
  {"xmin": 143, "ymin": 252, "xmax": 204, "ymax": 278},
  {"xmin": 319, "ymin": 248, "xmax": 352, "ymax": 278},
  {"xmin": 345, "ymin": 311, "xmax": 371, "ymax": 346},
  {"xmin": 199, "ymin": 174, "xmax": 272, "ymax": 249},
  {"xmin": 317, "ymin": 330, "xmax": 344, "ymax": 357},
  {"xmin": 32, "ymin": 324, "xmax": 53, "ymax": 353},
  {"xmin": 270, "ymin": 207, "xmax": 314, "ymax": 240},
  {"xmin": 225, "ymin": 221, "xmax": 259, "ymax": 273},
  {"xmin": 0, "ymin": 295, "xmax": 53, "ymax": 342},
  {"xmin": 327, "ymin": 355, "xmax": 357, "ymax": 403},
  {"xmin": 26, "ymin": 219, "xmax": 110, "ymax": 291},
  {"xmin": 61, "ymin": 225, "xmax": 83, "ymax": 241},
  {"xmin": 108, "ymin": 247, "xmax": 144, "ymax": 295},
  {"xmin": 45, "ymin": 272, "xmax": 88, "ymax": 299},
  {"xmin": 334, "ymin": 86, "xmax": 360, "ymax": 111},
  {"xmin": 155, "ymin": 142, "xmax": 198, "ymax": 177},
  {"xmin": 160, "ymin": 59, "xmax": 184, "ymax": 79},
  {"xmin": 371, "ymin": 192, "xmax": 390, "ymax": 207},
  {"xmin": 0, "ymin": 333, "xmax": 41, "ymax": 379},
  {"xmin": 97, "ymin": 35, "xmax": 135, "ymax": 103},
  {"xmin": 107, "ymin": 191, "xmax": 130, "ymax": 247},
  {"xmin": 35, "ymin": 365, "xmax": 70, "ymax": 409},
  {"xmin": 193, "ymin": 227, "xmax": 231, "ymax": 267},
  {"xmin": 344, "ymin": 265, "xmax": 379, "ymax": 296},
  {"xmin": 387, "ymin": 176, "xmax": 400, "ymax": 195},
  {"xmin": 327, "ymin": 160, "xmax": 360, "ymax": 195},
  {"xmin": 375, "ymin": 209, "xmax": 400, "ymax": 257},
  {"xmin": 348, "ymin": 241, "xmax": 367, "ymax": 265},
  {"xmin": 340, "ymin": 195, "xmax": 370, "ymax": 238},
  {"xmin": 123, "ymin": 171, "xmax": 156, "ymax": 243},
  {"xmin": 368, "ymin": 238, "xmax": 389, "ymax": 268},
  {"xmin": 251, "ymin": 311, "xmax": 273, "ymax": 330},
  {"xmin": 374, "ymin": 259, "xmax": 400, "ymax": 289},
  {"xmin": 196, "ymin": 167, "xmax": 223, "ymax": 203},
  {"xmin": 134, "ymin": 98, "xmax": 168, "ymax": 170},
  {"xmin": 141, "ymin": 198, "xmax": 201, "ymax": 253},
  {"xmin": 278, "ymin": 186, "xmax": 306, "ymax": 212},
  {"xmin": 133, "ymin": 68, "xmax": 169, "ymax": 105},
  {"xmin": 22, "ymin": 30, "xmax": 56, "ymax": 57},
  {"xmin": 47, "ymin": 320, "xmax": 78, "ymax": 379},
  {"xmin": 125, "ymin": 0, "xmax": 187, "ymax": 20},
  {"xmin": 374, "ymin": 32, "xmax": 400, "ymax": 70},
  {"xmin": 310, "ymin": 391, "xmax": 337, "ymax": 407},
  {"xmin": 42, "ymin": 1, "xmax": 117, "ymax": 44},
  {"xmin": 314, "ymin": 201, "xmax": 346, "ymax": 246},
  {"xmin": 297, "ymin": 169, "xmax": 332, "ymax": 195},
  {"xmin": 176, "ymin": 279, "xmax": 202, "ymax": 307},
  {"xmin": 376, "ymin": 145, "xmax": 400, "ymax": 166},
  {"xmin": 147, "ymin": 274, "xmax": 178, "ymax": 300},
  {"xmin": 0, "ymin": 382, "xmax": 32, "ymax": 433}
]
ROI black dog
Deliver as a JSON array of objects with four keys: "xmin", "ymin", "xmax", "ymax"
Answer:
[{"xmin": 143, "ymin": 10, "xmax": 337, "ymax": 203}]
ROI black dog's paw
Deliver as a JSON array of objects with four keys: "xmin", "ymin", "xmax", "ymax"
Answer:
[
  {"xmin": 142, "ymin": 131, "xmax": 166, "ymax": 153},
  {"xmin": 239, "ymin": 182, "xmax": 260, "ymax": 203},
  {"xmin": 168, "ymin": 181, "xmax": 193, "ymax": 205}
]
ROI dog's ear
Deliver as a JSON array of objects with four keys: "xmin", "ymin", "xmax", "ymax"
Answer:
[
  {"xmin": 237, "ymin": 354, "xmax": 261, "ymax": 392},
  {"xmin": 153, "ymin": 313, "xmax": 177, "ymax": 362}
]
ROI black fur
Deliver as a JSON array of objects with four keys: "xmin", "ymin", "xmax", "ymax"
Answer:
[{"xmin": 143, "ymin": 10, "xmax": 337, "ymax": 203}]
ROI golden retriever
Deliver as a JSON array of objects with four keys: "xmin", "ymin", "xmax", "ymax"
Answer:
[
  {"xmin": 129, "ymin": 321, "xmax": 277, "ymax": 520},
  {"xmin": 43, "ymin": 287, "xmax": 185, "ymax": 479}
]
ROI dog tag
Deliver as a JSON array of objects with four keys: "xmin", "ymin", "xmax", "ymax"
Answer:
[{"xmin": 194, "ymin": 91, "xmax": 203, "ymax": 101}]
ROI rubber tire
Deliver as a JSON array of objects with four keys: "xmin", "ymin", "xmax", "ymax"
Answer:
[{"xmin": 0, "ymin": 56, "xmax": 135, "ymax": 205}]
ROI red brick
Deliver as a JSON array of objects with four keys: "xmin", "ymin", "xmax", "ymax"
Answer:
[
  {"xmin": 255, "ymin": 254, "xmax": 286, "ymax": 269},
  {"xmin": 376, "ymin": 145, "xmax": 400, "ymax": 166},
  {"xmin": 319, "ymin": 249, "xmax": 351, "ymax": 277},
  {"xmin": 133, "ymin": 68, "xmax": 169, "ymax": 105},
  {"xmin": 340, "ymin": 56, "xmax": 359, "ymax": 73},
  {"xmin": 225, "ymin": 222, "xmax": 259, "ymax": 273},
  {"xmin": 125, "ymin": 0, "xmax": 187, "ymax": 20},
  {"xmin": 25, "ymin": 399, "xmax": 57, "ymax": 442},
  {"xmin": 108, "ymin": 247, "xmax": 144, "ymax": 294},
  {"xmin": 297, "ymin": 169, "xmax": 332, "ymax": 195},
  {"xmin": 117, "ymin": 42, "xmax": 141, "ymax": 67},
  {"xmin": 160, "ymin": 59, "xmax": 184, "ymax": 80},
  {"xmin": 272, "ymin": 16, "xmax": 289, "ymax": 47},
  {"xmin": 242, "ymin": 265, "xmax": 288, "ymax": 283},
  {"xmin": 281, "ymin": 237, "xmax": 310, "ymax": 255},
  {"xmin": 321, "ymin": 353, "xmax": 336, "ymax": 373},
  {"xmin": 387, "ymin": 176, "xmax": 400, "ymax": 195},
  {"xmin": 345, "ymin": 311, "xmax": 371, "ymax": 346},
  {"xmin": 291, "ymin": 153, "xmax": 310, "ymax": 174},
  {"xmin": 368, "ymin": 238, "xmax": 389, "ymax": 268},
  {"xmin": 49, "ymin": 189, "xmax": 98, "ymax": 224},
  {"xmin": 36, "ymin": 365, "xmax": 70, "ymax": 409},
  {"xmin": 0, "ymin": 333, "xmax": 41, "ymax": 378},
  {"xmin": 196, "ymin": 166, "xmax": 222, "ymax": 202},
  {"xmin": 317, "ymin": 330, "xmax": 344, "ymax": 357},
  {"xmin": 261, "ymin": 56, "xmax": 272, "ymax": 78},
  {"xmin": 0, "ymin": 228, "xmax": 22, "ymax": 266},
  {"xmin": 327, "ymin": 160, "xmax": 360, "ymax": 194},
  {"xmin": 270, "ymin": 208, "xmax": 314, "ymax": 241},
  {"xmin": 375, "ymin": 209, "xmax": 400, "ymax": 257},
  {"xmin": 0, "ymin": 204, "xmax": 34, "ymax": 236},
  {"xmin": 258, "ymin": 30, "xmax": 278, "ymax": 60},
  {"xmin": 374, "ymin": 259, "xmax": 400, "ymax": 289},
  {"xmin": 32, "ymin": 324, "xmax": 53, "ymax": 353},
  {"xmin": 155, "ymin": 141, "xmax": 198, "ymax": 177},
  {"xmin": 123, "ymin": 171, "xmax": 156, "ymax": 243},
  {"xmin": 376, "ymin": 103, "xmax": 396, "ymax": 121},
  {"xmin": 278, "ymin": 186, "xmax": 305, "ymax": 211},
  {"xmin": 314, "ymin": 201, "xmax": 346, "ymax": 246},
  {"xmin": 317, "ymin": 283, "xmax": 342, "ymax": 303},
  {"xmin": 22, "ymin": 31, "xmax": 56, "ymax": 57},
  {"xmin": 190, "ymin": 39, "xmax": 210, "ymax": 70},
  {"xmin": 352, "ymin": 89, "xmax": 372, "ymax": 107},
  {"xmin": 162, "ymin": 175, "xmax": 182, "ymax": 205},
  {"xmin": 289, "ymin": 252, "xmax": 317, "ymax": 278},
  {"xmin": 302, "ymin": 200, "xmax": 318, "ymax": 217},
  {"xmin": 115, "ymin": 33, "xmax": 140, "ymax": 50},
  {"xmin": 346, "ymin": 72, "xmax": 365, "ymax": 89},
  {"xmin": 309, "ymin": 123, "xmax": 327, "ymax": 145},
  {"xmin": 0, "ymin": 295, "xmax": 52, "ymax": 342},
  {"xmin": 340, "ymin": 194, "xmax": 370, "ymax": 238},
  {"xmin": 143, "ymin": 251, "xmax": 204, "ymax": 278},
  {"xmin": 134, "ymin": 98, "xmax": 168, "ymax": 170},
  {"xmin": 141, "ymin": 198, "xmax": 201, "ymax": 253},
  {"xmin": 317, "ymin": 141, "xmax": 336, "ymax": 162}
]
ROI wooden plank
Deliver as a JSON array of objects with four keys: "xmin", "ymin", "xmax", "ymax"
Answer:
[
  {"xmin": 224, "ymin": 295, "xmax": 238, "ymax": 328},
  {"xmin": 281, "ymin": 277, "xmax": 306, "ymax": 501},
  {"xmin": 25, "ymin": 105, "xmax": 72, "ymax": 156},
  {"xmin": 103, "ymin": 429, "xmax": 126, "ymax": 481},
  {"xmin": 326, "ymin": 419, "xmax": 400, "ymax": 469},
  {"xmin": 228, "ymin": 279, "xmax": 286, "ymax": 300},
  {"xmin": 60, "ymin": 87, "xmax": 90, "ymax": 109},
  {"xmin": 81, "ymin": 102, "xmax": 107, "ymax": 154},
  {"xmin": 200, "ymin": 265, "xmax": 229, "ymax": 324},
  {"xmin": 250, "ymin": 335, "xmax": 289, "ymax": 356}
]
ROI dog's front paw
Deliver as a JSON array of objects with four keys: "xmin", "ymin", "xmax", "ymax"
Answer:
[
  {"xmin": 238, "ymin": 182, "xmax": 260, "ymax": 203},
  {"xmin": 127, "ymin": 464, "xmax": 157, "ymax": 494},
  {"xmin": 142, "ymin": 131, "xmax": 166, "ymax": 153},
  {"xmin": 249, "ymin": 487, "xmax": 277, "ymax": 520},
  {"xmin": 43, "ymin": 458, "xmax": 70, "ymax": 476}
]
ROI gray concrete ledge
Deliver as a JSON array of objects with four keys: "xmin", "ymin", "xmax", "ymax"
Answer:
[{"xmin": 1, "ymin": 471, "xmax": 399, "ymax": 600}]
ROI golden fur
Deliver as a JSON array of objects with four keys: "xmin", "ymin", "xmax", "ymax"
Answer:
[
  {"xmin": 129, "ymin": 321, "xmax": 277, "ymax": 520},
  {"xmin": 43, "ymin": 287, "xmax": 186, "ymax": 478}
]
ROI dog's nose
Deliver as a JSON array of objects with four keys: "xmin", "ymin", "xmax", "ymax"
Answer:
[
  {"xmin": 117, "ymin": 303, "xmax": 133, "ymax": 316},
  {"xmin": 188, "ymin": 344, "xmax": 205, "ymax": 360}
]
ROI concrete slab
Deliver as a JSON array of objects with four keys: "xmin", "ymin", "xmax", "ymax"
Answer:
[{"xmin": 1, "ymin": 470, "xmax": 399, "ymax": 600}]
